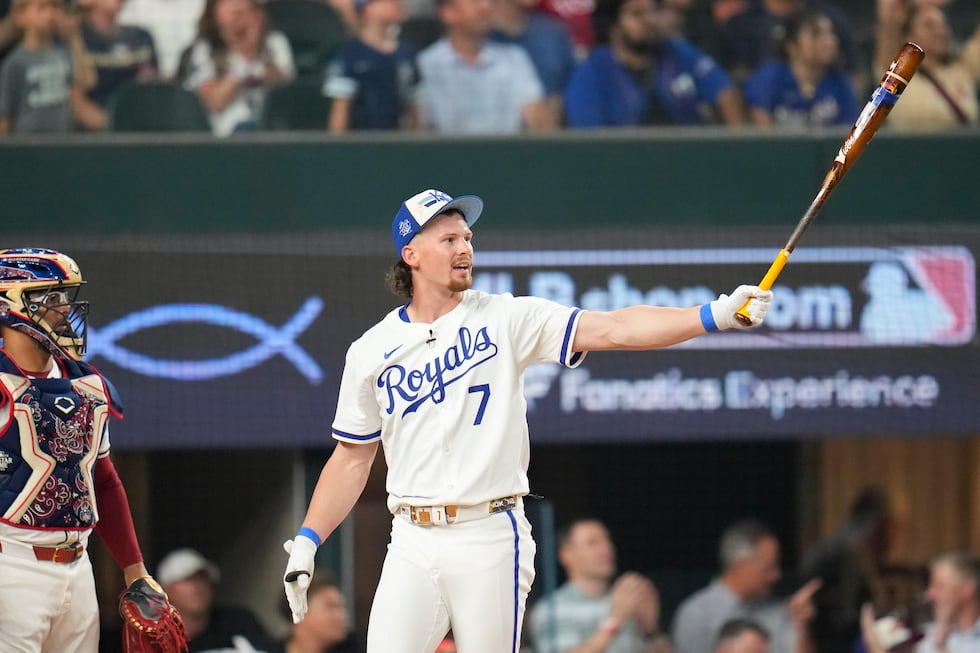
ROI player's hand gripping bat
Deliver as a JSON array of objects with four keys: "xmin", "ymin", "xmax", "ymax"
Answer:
[{"xmin": 734, "ymin": 42, "xmax": 925, "ymax": 327}]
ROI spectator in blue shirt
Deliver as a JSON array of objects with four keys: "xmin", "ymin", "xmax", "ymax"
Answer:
[
  {"xmin": 564, "ymin": 0, "xmax": 744, "ymax": 127},
  {"xmin": 490, "ymin": 0, "xmax": 575, "ymax": 124},
  {"xmin": 743, "ymin": 9, "xmax": 858, "ymax": 127},
  {"xmin": 323, "ymin": 0, "xmax": 421, "ymax": 130},
  {"xmin": 716, "ymin": 0, "xmax": 863, "ymax": 89}
]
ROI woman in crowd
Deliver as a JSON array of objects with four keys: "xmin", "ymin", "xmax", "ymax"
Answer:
[
  {"xmin": 182, "ymin": 0, "xmax": 294, "ymax": 135},
  {"xmin": 875, "ymin": 0, "xmax": 980, "ymax": 131},
  {"xmin": 743, "ymin": 9, "xmax": 858, "ymax": 127}
]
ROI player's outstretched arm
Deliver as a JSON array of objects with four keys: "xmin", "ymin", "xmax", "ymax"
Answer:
[{"xmin": 573, "ymin": 285, "xmax": 772, "ymax": 352}]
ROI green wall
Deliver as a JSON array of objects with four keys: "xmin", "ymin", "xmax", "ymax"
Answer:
[{"xmin": 2, "ymin": 130, "xmax": 977, "ymax": 235}]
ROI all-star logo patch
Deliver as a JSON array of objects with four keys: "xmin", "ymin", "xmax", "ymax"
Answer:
[{"xmin": 0, "ymin": 451, "xmax": 12, "ymax": 472}]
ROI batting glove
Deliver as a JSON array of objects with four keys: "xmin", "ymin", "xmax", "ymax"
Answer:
[
  {"xmin": 706, "ymin": 285, "xmax": 773, "ymax": 330},
  {"xmin": 283, "ymin": 533, "xmax": 318, "ymax": 623}
]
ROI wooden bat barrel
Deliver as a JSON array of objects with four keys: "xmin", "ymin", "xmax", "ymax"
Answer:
[{"xmin": 732, "ymin": 43, "xmax": 925, "ymax": 327}]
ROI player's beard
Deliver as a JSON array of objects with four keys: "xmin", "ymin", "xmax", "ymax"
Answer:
[{"xmin": 448, "ymin": 268, "xmax": 473, "ymax": 293}]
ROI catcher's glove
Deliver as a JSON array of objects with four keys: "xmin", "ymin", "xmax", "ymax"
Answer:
[{"xmin": 118, "ymin": 576, "xmax": 189, "ymax": 653}]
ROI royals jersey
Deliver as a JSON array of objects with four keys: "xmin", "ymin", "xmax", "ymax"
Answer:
[
  {"xmin": 0, "ymin": 351, "xmax": 118, "ymax": 530},
  {"xmin": 332, "ymin": 290, "xmax": 586, "ymax": 512}
]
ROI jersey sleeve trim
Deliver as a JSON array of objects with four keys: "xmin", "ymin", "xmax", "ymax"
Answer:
[
  {"xmin": 560, "ymin": 308, "xmax": 587, "ymax": 367},
  {"xmin": 332, "ymin": 428, "xmax": 382, "ymax": 443}
]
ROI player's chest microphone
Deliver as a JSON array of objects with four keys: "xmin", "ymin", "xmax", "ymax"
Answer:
[{"xmin": 426, "ymin": 329, "xmax": 437, "ymax": 346}]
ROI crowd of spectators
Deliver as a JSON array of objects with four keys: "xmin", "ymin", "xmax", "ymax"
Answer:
[
  {"xmin": 86, "ymin": 483, "xmax": 974, "ymax": 653},
  {"xmin": 1, "ymin": 0, "xmax": 978, "ymax": 134},
  {"xmin": 526, "ymin": 487, "xmax": 980, "ymax": 653}
]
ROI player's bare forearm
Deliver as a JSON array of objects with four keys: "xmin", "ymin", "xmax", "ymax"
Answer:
[
  {"xmin": 573, "ymin": 305, "xmax": 705, "ymax": 352},
  {"xmin": 302, "ymin": 440, "xmax": 379, "ymax": 541}
]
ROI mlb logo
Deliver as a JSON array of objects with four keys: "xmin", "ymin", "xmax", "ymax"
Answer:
[
  {"xmin": 860, "ymin": 248, "xmax": 976, "ymax": 345},
  {"xmin": 906, "ymin": 248, "xmax": 976, "ymax": 344}
]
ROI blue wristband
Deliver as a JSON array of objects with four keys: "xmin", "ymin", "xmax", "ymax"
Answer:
[
  {"xmin": 700, "ymin": 303, "xmax": 718, "ymax": 332},
  {"xmin": 297, "ymin": 527, "xmax": 321, "ymax": 547}
]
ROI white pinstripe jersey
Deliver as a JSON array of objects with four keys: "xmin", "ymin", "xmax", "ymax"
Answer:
[{"xmin": 332, "ymin": 290, "xmax": 587, "ymax": 513}]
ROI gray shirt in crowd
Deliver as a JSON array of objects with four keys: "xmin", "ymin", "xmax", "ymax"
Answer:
[
  {"xmin": 416, "ymin": 38, "xmax": 543, "ymax": 134},
  {"xmin": 671, "ymin": 579, "xmax": 798, "ymax": 653},
  {"xmin": 916, "ymin": 618, "xmax": 980, "ymax": 653},
  {"xmin": 529, "ymin": 581, "xmax": 650, "ymax": 653},
  {"xmin": 0, "ymin": 44, "xmax": 73, "ymax": 133}
]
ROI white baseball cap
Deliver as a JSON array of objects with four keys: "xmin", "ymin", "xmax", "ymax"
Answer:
[
  {"xmin": 156, "ymin": 548, "xmax": 220, "ymax": 586},
  {"xmin": 391, "ymin": 189, "xmax": 484, "ymax": 255}
]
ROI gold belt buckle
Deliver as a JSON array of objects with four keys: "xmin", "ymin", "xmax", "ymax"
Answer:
[
  {"xmin": 410, "ymin": 506, "xmax": 452, "ymax": 526},
  {"xmin": 488, "ymin": 496, "xmax": 517, "ymax": 514},
  {"xmin": 52, "ymin": 542, "xmax": 82, "ymax": 563},
  {"xmin": 410, "ymin": 506, "xmax": 431, "ymax": 525}
]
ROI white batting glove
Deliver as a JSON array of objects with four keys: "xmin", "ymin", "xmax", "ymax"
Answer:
[
  {"xmin": 708, "ymin": 285, "xmax": 773, "ymax": 330},
  {"xmin": 283, "ymin": 534, "xmax": 318, "ymax": 623}
]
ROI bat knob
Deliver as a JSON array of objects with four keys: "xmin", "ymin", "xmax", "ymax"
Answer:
[{"xmin": 733, "ymin": 312, "xmax": 754, "ymax": 328}]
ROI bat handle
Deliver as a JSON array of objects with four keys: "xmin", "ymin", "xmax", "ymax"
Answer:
[
  {"xmin": 733, "ymin": 248, "xmax": 791, "ymax": 327},
  {"xmin": 284, "ymin": 570, "xmax": 310, "ymax": 583}
]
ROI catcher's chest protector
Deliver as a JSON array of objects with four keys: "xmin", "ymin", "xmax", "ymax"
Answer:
[{"xmin": 0, "ymin": 352, "xmax": 111, "ymax": 528}]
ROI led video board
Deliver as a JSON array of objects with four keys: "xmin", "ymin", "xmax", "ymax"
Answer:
[{"xmin": 38, "ymin": 228, "xmax": 978, "ymax": 449}]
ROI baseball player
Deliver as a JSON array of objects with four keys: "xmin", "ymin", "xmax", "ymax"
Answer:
[
  {"xmin": 0, "ymin": 248, "xmax": 184, "ymax": 653},
  {"xmin": 282, "ymin": 189, "xmax": 773, "ymax": 653}
]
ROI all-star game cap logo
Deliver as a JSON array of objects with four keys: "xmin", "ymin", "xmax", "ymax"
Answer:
[
  {"xmin": 391, "ymin": 189, "xmax": 484, "ymax": 255},
  {"xmin": 398, "ymin": 219, "xmax": 413, "ymax": 239}
]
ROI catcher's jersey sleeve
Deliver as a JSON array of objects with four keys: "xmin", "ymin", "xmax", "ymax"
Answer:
[{"xmin": 330, "ymin": 290, "xmax": 587, "ymax": 509}]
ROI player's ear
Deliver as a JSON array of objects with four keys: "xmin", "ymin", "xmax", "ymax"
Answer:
[{"xmin": 402, "ymin": 244, "xmax": 420, "ymax": 268}]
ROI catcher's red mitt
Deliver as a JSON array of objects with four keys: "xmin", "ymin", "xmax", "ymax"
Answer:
[{"xmin": 118, "ymin": 576, "xmax": 189, "ymax": 653}]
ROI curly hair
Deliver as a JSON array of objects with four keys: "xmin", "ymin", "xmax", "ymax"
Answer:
[{"xmin": 385, "ymin": 259, "xmax": 413, "ymax": 299}]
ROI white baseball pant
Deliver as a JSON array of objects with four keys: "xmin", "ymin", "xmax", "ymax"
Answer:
[
  {"xmin": 367, "ymin": 506, "xmax": 536, "ymax": 653},
  {"xmin": 0, "ymin": 541, "xmax": 99, "ymax": 653}
]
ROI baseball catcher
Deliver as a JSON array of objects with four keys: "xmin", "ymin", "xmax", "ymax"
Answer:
[{"xmin": 0, "ymin": 248, "xmax": 187, "ymax": 653}]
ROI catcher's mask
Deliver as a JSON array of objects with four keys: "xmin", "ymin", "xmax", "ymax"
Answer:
[{"xmin": 0, "ymin": 248, "xmax": 89, "ymax": 361}]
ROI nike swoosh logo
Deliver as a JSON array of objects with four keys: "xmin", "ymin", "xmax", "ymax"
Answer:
[{"xmin": 384, "ymin": 345, "xmax": 403, "ymax": 359}]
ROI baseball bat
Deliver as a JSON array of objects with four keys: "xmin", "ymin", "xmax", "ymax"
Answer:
[{"xmin": 734, "ymin": 42, "xmax": 925, "ymax": 327}]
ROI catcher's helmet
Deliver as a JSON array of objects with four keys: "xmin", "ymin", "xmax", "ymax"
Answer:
[{"xmin": 0, "ymin": 248, "xmax": 89, "ymax": 361}]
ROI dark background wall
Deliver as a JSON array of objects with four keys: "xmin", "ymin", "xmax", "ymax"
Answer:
[{"xmin": 3, "ymin": 129, "xmax": 978, "ymax": 235}]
